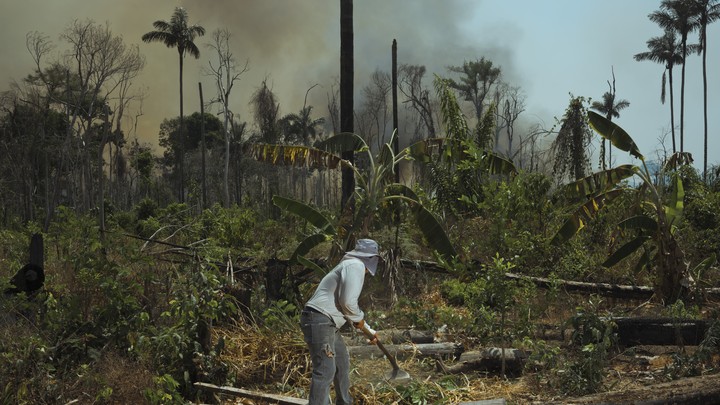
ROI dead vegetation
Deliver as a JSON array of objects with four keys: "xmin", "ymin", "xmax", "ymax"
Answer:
[{"xmin": 202, "ymin": 278, "xmax": 720, "ymax": 404}]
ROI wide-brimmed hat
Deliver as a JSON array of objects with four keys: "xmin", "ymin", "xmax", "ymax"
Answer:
[
  {"xmin": 347, "ymin": 239, "xmax": 380, "ymax": 257},
  {"xmin": 344, "ymin": 239, "xmax": 381, "ymax": 275}
]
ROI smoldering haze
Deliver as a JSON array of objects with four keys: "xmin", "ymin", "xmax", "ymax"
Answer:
[{"xmin": 1, "ymin": 0, "xmax": 520, "ymax": 150}]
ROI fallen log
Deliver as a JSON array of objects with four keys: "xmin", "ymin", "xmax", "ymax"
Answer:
[
  {"xmin": 538, "ymin": 372, "xmax": 720, "ymax": 404},
  {"xmin": 610, "ymin": 317, "xmax": 709, "ymax": 347},
  {"xmin": 397, "ymin": 259, "xmax": 720, "ymax": 301},
  {"xmin": 194, "ymin": 382, "xmax": 308, "ymax": 405},
  {"xmin": 504, "ymin": 272, "xmax": 655, "ymax": 300},
  {"xmin": 348, "ymin": 342, "xmax": 463, "ymax": 360},
  {"xmin": 436, "ymin": 347, "xmax": 528, "ymax": 377}
]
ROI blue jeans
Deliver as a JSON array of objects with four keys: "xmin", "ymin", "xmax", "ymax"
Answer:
[{"xmin": 300, "ymin": 308, "xmax": 352, "ymax": 405}]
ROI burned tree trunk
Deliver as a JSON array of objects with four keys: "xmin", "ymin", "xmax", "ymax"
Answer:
[
  {"xmin": 265, "ymin": 258, "xmax": 291, "ymax": 302},
  {"xmin": 611, "ymin": 317, "xmax": 709, "ymax": 347}
]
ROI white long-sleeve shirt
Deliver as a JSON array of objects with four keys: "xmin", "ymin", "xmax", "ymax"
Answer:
[{"xmin": 305, "ymin": 257, "xmax": 371, "ymax": 331}]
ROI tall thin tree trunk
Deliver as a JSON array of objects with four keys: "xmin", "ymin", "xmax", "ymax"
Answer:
[
  {"xmin": 669, "ymin": 68, "xmax": 677, "ymax": 154},
  {"xmin": 679, "ymin": 42, "xmax": 686, "ymax": 152},
  {"xmin": 340, "ymin": 0, "xmax": 355, "ymax": 216},
  {"xmin": 702, "ymin": 37, "xmax": 708, "ymax": 181},
  {"xmin": 99, "ymin": 106, "xmax": 110, "ymax": 244},
  {"xmin": 223, "ymin": 81, "xmax": 231, "ymax": 208},
  {"xmin": 199, "ymin": 82, "xmax": 207, "ymax": 210},
  {"xmin": 179, "ymin": 51, "xmax": 185, "ymax": 203},
  {"xmin": 392, "ymin": 39, "xmax": 399, "ymax": 182}
]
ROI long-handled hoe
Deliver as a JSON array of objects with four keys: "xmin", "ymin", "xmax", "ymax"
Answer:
[{"xmin": 361, "ymin": 324, "xmax": 411, "ymax": 383}]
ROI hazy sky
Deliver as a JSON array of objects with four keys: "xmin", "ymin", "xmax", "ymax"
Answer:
[{"xmin": 1, "ymin": 0, "xmax": 718, "ymax": 170}]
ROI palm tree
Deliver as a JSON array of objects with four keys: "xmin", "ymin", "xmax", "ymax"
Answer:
[
  {"xmin": 142, "ymin": 7, "xmax": 205, "ymax": 202},
  {"xmin": 590, "ymin": 69, "xmax": 630, "ymax": 169},
  {"xmin": 650, "ymin": 0, "xmax": 700, "ymax": 152},
  {"xmin": 695, "ymin": 0, "xmax": 720, "ymax": 180},
  {"xmin": 280, "ymin": 96, "xmax": 325, "ymax": 202},
  {"xmin": 634, "ymin": 30, "xmax": 683, "ymax": 153},
  {"xmin": 282, "ymin": 106, "xmax": 325, "ymax": 146}
]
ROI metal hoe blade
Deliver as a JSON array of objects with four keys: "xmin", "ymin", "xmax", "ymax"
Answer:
[{"xmin": 384, "ymin": 366, "xmax": 411, "ymax": 382}]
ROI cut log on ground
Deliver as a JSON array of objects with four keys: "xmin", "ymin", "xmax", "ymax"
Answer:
[
  {"xmin": 194, "ymin": 382, "xmax": 308, "ymax": 405},
  {"xmin": 436, "ymin": 348, "xmax": 528, "ymax": 377},
  {"xmin": 610, "ymin": 317, "xmax": 709, "ymax": 347},
  {"xmin": 504, "ymin": 272, "xmax": 656, "ymax": 300},
  {"xmin": 397, "ymin": 259, "xmax": 720, "ymax": 301},
  {"xmin": 348, "ymin": 342, "xmax": 463, "ymax": 360},
  {"xmin": 537, "ymin": 372, "xmax": 720, "ymax": 404}
]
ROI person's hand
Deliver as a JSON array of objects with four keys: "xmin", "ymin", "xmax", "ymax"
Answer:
[{"xmin": 353, "ymin": 320, "xmax": 378, "ymax": 344}]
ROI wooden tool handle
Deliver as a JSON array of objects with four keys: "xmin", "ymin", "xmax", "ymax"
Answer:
[{"xmin": 361, "ymin": 324, "xmax": 401, "ymax": 370}]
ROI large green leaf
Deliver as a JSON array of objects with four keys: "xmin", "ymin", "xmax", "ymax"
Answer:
[
  {"xmin": 551, "ymin": 189, "xmax": 625, "ymax": 245},
  {"xmin": 564, "ymin": 165, "xmax": 637, "ymax": 200},
  {"xmin": 618, "ymin": 215, "xmax": 658, "ymax": 232},
  {"xmin": 412, "ymin": 204, "xmax": 456, "ymax": 260},
  {"xmin": 297, "ymin": 255, "xmax": 328, "ymax": 278},
  {"xmin": 290, "ymin": 233, "xmax": 330, "ymax": 264},
  {"xmin": 272, "ymin": 196, "xmax": 336, "ymax": 235},
  {"xmin": 603, "ymin": 235, "xmax": 652, "ymax": 267},
  {"xmin": 386, "ymin": 184, "xmax": 457, "ymax": 260},
  {"xmin": 480, "ymin": 151, "xmax": 518, "ymax": 176},
  {"xmin": 690, "ymin": 253, "xmax": 717, "ymax": 279},
  {"xmin": 386, "ymin": 183, "xmax": 420, "ymax": 201},
  {"xmin": 588, "ymin": 111, "xmax": 644, "ymax": 160},
  {"xmin": 632, "ymin": 246, "xmax": 655, "ymax": 275},
  {"xmin": 664, "ymin": 175, "xmax": 684, "ymax": 227}
]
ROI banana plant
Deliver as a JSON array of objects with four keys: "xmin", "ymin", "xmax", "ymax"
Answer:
[
  {"xmin": 248, "ymin": 76, "xmax": 518, "ymax": 274},
  {"xmin": 249, "ymin": 131, "xmax": 457, "ymax": 273},
  {"xmin": 552, "ymin": 111, "xmax": 690, "ymax": 304}
]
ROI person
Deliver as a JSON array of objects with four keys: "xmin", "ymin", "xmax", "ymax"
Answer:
[{"xmin": 300, "ymin": 238, "xmax": 382, "ymax": 405}]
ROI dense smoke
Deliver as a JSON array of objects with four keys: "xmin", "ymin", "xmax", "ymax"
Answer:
[{"xmin": 1, "ymin": 0, "xmax": 521, "ymax": 149}]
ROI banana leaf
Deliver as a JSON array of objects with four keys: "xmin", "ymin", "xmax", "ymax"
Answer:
[
  {"xmin": 603, "ymin": 235, "xmax": 652, "ymax": 267},
  {"xmin": 290, "ymin": 233, "xmax": 330, "ymax": 264},
  {"xmin": 564, "ymin": 165, "xmax": 637, "ymax": 200},
  {"xmin": 618, "ymin": 215, "xmax": 658, "ymax": 232},
  {"xmin": 588, "ymin": 111, "xmax": 644, "ymax": 160},
  {"xmin": 386, "ymin": 184, "xmax": 457, "ymax": 260},
  {"xmin": 551, "ymin": 188, "xmax": 625, "ymax": 245},
  {"xmin": 248, "ymin": 144, "xmax": 345, "ymax": 169},
  {"xmin": 633, "ymin": 245, "xmax": 654, "ymax": 275},
  {"xmin": 272, "ymin": 196, "xmax": 336, "ymax": 235},
  {"xmin": 480, "ymin": 151, "xmax": 518, "ymax": 176},
  {"xmin": 691, "ymin": 253, "xmax": 717, "ymax": 279},
  {"xmin": 297, "ymin": 255, "xmax": 328, "ymax": 278},
  {"xmin": 665, "ymin": 175, "xmax": 684, "ymax": 227}
]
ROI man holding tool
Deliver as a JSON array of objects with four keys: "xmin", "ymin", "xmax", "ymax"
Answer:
[{"xmin": 300, "ymin": 238, "xmax": 381, "ymax": 404}]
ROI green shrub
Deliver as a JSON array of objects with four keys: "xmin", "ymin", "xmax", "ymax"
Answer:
[{"xmin": 556, "ymin": 300, "xmax": 616, "ymax": 396}]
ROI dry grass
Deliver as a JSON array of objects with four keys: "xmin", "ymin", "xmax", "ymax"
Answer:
[{"xmin": 214, "ymin": 321, "xmax": 550, "ymax": 404}]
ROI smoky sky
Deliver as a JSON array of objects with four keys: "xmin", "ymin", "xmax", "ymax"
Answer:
[{"xmin": 0, "ymin": 0, "xmax": 520, "ymax": 149}]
